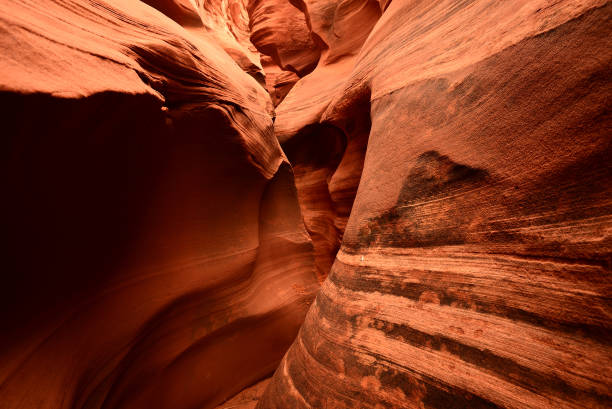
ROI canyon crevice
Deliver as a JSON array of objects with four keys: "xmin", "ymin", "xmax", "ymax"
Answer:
[{"xmin": 1, "ymin": 1, "xmax": 610, "ymax": 409}]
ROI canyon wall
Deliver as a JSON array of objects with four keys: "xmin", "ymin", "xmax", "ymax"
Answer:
[
  {"xmin": 1, "ymin": 0, "xmax": 611, "ymax": 408},
  {"xmin": 0, "ymin": 1, "xmax": 318, "ymax": 408},
  {"xmin": 257, "ymin": 0, "xmax": 612, "ymax": 408}
]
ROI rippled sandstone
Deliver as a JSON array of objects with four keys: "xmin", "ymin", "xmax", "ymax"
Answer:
[
  {"xmin": 0, "ymin": 1, "xmax": 318, "ymax": 408},
  {"xmin": 257, "ymin": 0, "xmax": 612, "ymax": 408},
  {"xmin": 1, "ymin": 0, "xmax": 611, "ymax": 408}
]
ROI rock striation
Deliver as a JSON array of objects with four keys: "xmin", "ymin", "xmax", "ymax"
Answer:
[
  {"xmin": 249, "ymin": 0, "xmax": 383, "ymax": 280},
  {"xmin": 1, "ymin": 0, "xmax": 611, "ymax": 408},
  {"xmin": 0, "ymin": 1, "xmax": 318, "ymax": 408},
  {"xmin": 257, "ymin": 0, "xmax": 612, "ymax": 408}
]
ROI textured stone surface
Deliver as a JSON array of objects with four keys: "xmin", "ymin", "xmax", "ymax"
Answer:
[
  {"xmin": 1, "ymin": 0, "xmax": 611, "ymax": 408},
  {"xmin": 0, "ymin": 1, "xmax": 318, "ymax": 408},
  {"xmin": 216, "ymin": 378, "xmax": 271, "ymax": 408},
  {"xmin": 256, "ymin": 0, "xmax": 381, "ymax": 280},
  {"xmin": 142, "ymin": 0, "xmax": 265, "ymax": 82},
  {"xmin": 248, "ymin": 0, "xmax": 321, "ymax": 76},
  {"xmin": 257, "ymin": 0, "xmax": 612, "ymax": 408}
]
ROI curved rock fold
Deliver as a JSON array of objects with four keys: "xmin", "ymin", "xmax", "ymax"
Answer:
[{"xmin": 1, "ymin": 0, "xmax": 610, "ymax": 408}]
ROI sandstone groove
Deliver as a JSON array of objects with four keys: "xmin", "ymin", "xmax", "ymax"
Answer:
[{"xmin": 1, "ymin": 0, "xmax": 610, "ymax": 408}]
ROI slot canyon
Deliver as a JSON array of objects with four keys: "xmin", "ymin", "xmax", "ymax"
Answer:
[{"xmin": 0, "ymin": 0, "xmax": 610, "ymax": 408}]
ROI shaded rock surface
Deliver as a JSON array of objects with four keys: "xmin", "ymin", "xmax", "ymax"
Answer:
[{"xmin": 0, "ymin": 1, "xmax": 318, "ymax": 409}]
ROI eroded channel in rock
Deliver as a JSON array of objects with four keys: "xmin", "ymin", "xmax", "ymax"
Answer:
[{"xmin": 1, "ymin": 1, "xmax": 610, "ymax": 409}]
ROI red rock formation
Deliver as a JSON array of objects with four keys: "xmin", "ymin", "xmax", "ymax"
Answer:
[
  {"xmin": 248, "ymin": 0, "xmax": 321, "ymax": 76},
  {"xmin": 142, "ymin": 0, "xmax": 265, "ymax": 82},
  {"xmin": 0, "ymin": 1, "xmax": 318, "ymax": 408},
  {"xmin": 257, "ymin": 0, "xmax": 612, "ymax": 407},
  {"xmin": 250, "ymin": 0, "xmax": 381, "ymax": 280},
  {"xmin": 260, "ymin": 55, "xmax": 300, "ymax": 107},
  {"xmin": 2, "ymin": 0, "xmax": 611, "ymax": 408},
  {"xmin": 216, "ymin": 378, "xmax": 271, "ymax": 408}
]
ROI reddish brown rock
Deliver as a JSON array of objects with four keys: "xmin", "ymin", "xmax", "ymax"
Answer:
[
  {"xmin": 142, "ymin": 0, "xmax": 265, "ymax": 82},
  {"xmin": 260, "ymin": 55, "xmax": 300, "ymax": 107},
  {"xmin": 248, "ymin": 0, "xmax": 321, "ymax": 76},
  {"xmin": 2, "ymin": 0, "xmax": 611, "ymax": 408},
  {"xmin": 0, "ymin": 1, "xmax": 318, "ymax": 408},
  {"xmin": 258, "ymin": 0, "xmax": 612, "ymax": 408},
  {"xmin": 216, "ymin": 378, "xmax": 271, "ymax": 408},
  {"xmin": 252, "ymin": 0, "xmax": 381, "ymax": 281}
]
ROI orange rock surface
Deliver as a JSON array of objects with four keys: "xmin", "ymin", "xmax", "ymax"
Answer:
[
  {"xmin": 0, "ymin": 1, "xmax": 318, "ymax": 408},
  {"xmin": 257, "ymin": 0, "xmax": 612, "ymax": 408},
  {"xmin": 1, "ymin": 0, "xmax": 611, "ymax": 408}
]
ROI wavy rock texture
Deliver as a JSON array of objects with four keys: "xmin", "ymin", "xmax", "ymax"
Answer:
[
  {"xmin": 249, "ymin": 0, "xmax": 382, "ymax": 280},
  {"xmin": 248, "ymin": 0, "xmax": 321, "ymax": 76},
  {"xmin": 2, "ymin": 0, "xmax": 611, "ymax": 408},
  {"xmin": 258, "ymin": 0, "xmax": 612, "ymax": 408},
  {"xmin": 142, "ymin": 0, "xmax": 265, "ymax": 82},
  {"xmin": 0, "ymin": 1, "xmax": 318, "ymax": 409},
  {"xmin": 260, "ymin": 55, "xmax": 300, "ymax": 107}
]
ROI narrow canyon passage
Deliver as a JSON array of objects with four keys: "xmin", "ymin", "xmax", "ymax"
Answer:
[{"xmin": 1, "ymin": 1, "xmax": 611, "ymax": 409}]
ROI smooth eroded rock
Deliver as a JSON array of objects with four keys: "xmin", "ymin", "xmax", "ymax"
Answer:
[
  {"xmin": 258, "ymin": 1, "xmax": 612, "ymax": 408},
  {"xmin": 0, "ymin": 1, "xmax": 318, "ymax": 408}
]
